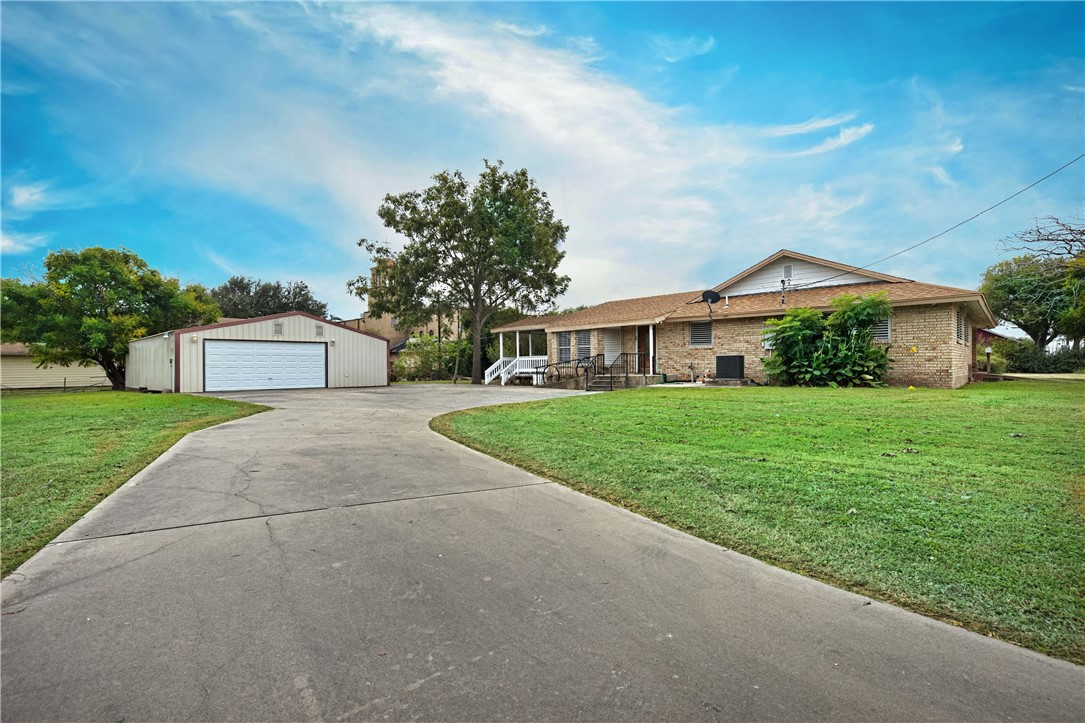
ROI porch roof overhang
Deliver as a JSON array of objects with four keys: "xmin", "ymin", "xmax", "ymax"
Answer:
[{"xmin": 542, "ymin": 316, "xmax": 669, "ymax": 333}]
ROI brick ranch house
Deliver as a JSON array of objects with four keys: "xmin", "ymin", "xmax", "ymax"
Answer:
[{"xmin": 488, "ymin": 250, "xmax": 996, "ymax": 389}]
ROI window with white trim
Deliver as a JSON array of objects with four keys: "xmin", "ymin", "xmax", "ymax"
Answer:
[
  {"xmin": 762, "ymin": 327, "xmax": 775, "ymax": 349},
  {"xmin": 558, "ymin": 332, "xmax": 572, "ymax": 362},
  {"xmin": 782, "ymin": 264, "xmax": 793, "ymax": 280},
  {"xmin": 576, "ymin": 330, "xmax": 591, "ymax": 359},
  {"xmin": 273, "ymin": 322, "xmax": 284, "ymax": 335},
  {"xmin": 315, "ymin": 325, "xmax": 324, "ymax": 338},
  {"xmin": 689, "ymin": 321, "xmax": 712, "ymax": 347},
  {"xmin": 872, "ymin": 318, "xmax": 890, "ymax": 342}
]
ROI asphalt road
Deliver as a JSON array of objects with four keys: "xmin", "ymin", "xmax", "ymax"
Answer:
[{"xmin": 2, "ymin": 385, "xmax": 1082, "ymax": 721}]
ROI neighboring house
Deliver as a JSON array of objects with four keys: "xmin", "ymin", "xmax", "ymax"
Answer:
[
  {"xmin": 127, "ymin": 311, "xmax": 389, "ymax": 393},
  {"xmin": 341, "ymin": 264, "xmax": 460, "ymax": 364},
  {"xmin": 975, "ymin": 328, "xmax": 1021, "ymax": 347},
  {"xmin": 340, "ymin": 312, "xmax": 450, "ymax": 364},
  {"xmin": 490, "ymin": 250, "xmax": 996, "ymax": 389},
  {"xmin": 0, "ymin": 343, "xmax": 109, "ymax": 390}
]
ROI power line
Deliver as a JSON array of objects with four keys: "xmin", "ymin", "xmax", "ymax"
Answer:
[{"xmin": 789, "ymin": 152, "xmax": 1085, "ymax": 290}]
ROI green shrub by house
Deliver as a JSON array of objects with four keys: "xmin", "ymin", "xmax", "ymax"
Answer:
[{"xmin": 762, "ymin": 291, "xmax": 892, "ymax": 387}]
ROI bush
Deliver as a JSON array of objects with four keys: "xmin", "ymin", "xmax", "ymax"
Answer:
[
  {"xmin": 393, "ymin": 334, "xmax": 472, "ymax": 381},
  {"xmin": 762, "ymin": 292, "xmax": 892, "ymax": 387},
  {"xmin": 1004, "ymin": 343, "xmax": 1085, "ymax": 373}
]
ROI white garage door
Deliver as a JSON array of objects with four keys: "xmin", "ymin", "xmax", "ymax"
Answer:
[{"xmin": 204, "ymin": 340, "xmax": 326, "ymax": 392}]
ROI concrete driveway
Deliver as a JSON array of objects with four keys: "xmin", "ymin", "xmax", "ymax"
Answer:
[{"xmin": 2, "ymin": 385, "xmax": 1082, "ymax": 721}]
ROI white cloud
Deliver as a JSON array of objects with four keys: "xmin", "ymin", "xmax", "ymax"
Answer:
[
  {"xmin": 650, "ymin": 34, "xmax": 715, "ymax": 63},
  {"xmin": 1, "ymin": 230, "xmax": 50, "ymax": 254},
  {"xmin": 790, "ymin": 124, "xmax": 875, "ymax": 156},
  {"xmin": 494, "ymin": 21, "xmax": 549, "ymax": 38},
  {"xmin": 9, "ymin": 182, "xmax": 51, "ymax": 211},
  {"xmin": 931, "ymin": 166, "xmax": 954, "ymax": 186},
  {"xmin": 760, "ymin": 114, "xmax": 856, "ymax": 137}
]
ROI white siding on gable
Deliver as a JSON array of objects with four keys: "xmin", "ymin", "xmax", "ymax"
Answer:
[{"xmin": 720, "ymin": 258, "xmax": 884, "ymax": 297}]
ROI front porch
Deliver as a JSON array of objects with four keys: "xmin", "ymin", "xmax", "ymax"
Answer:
[{"xmin": 485, "ymin": 323, "xmax": 659, "ymax": 390}]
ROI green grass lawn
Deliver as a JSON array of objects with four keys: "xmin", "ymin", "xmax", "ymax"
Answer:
[
  {"xmin": 433, "ymin": 381, "xmax": 1085, "ymax": 663},
  {"xmin": 1, "ymin": 391, "xmax": 267, "ymax": 575}
]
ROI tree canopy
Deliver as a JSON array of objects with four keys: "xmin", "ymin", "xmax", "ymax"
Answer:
[
  {"xmin": 1, "ymin": 247, "xmax": 219, "ymax": 389},
  {"xmin": 986, "ymin": 216, "xmax": 1085, "ymax": 348},
  {"xmin": 980, "ymin": 254, "xmax": 1075, "ymax": 349},
  {"xmin": 210, "ymin": 276, "xmax": 329, "ymax": 319},
  {"xmin": 349, "ymin": 160, "xmax": 570, "ymax": 383}
]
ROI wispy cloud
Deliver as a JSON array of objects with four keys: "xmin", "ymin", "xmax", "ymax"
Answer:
[
  {"xmin": 9, "ymin": 182, "xmax": 52, "ymax": 211},
  {"xmin": 1, "ymin": 230, "xmax": 50, "ymax": 254},
  {"xmin": 930, "ymin": 166, "xmax": 954, "ymax": 186},
  {"xmin": 760, "ymin": 114, "xmax": 856, "ymax": 137},
  {"xmin": 494, "ymin": 21, "xmax": 549, "ymax": 38},
  {"xmin": 650, "ymin": 34, "xmax": 715, "ymax": 63},
  {"xmin": 3, "ymin": 2, "xmax": 1079, "ymax": 313},
  {"xmin": 790, "ymin": 124, "xmax": 875, "ymax": 156}
]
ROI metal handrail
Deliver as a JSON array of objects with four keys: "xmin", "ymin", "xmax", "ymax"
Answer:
[{"xmin": 533, "ymin": 354, "xmax": 597, "ymax": 386}]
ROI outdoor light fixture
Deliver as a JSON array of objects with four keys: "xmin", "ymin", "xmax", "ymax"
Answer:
[
  {"xmin": 191, "ymin": 335, "xmax": 198, "ymax": 344},
  {"xmin": 330, "ymin": 339, "xmax": 336, "ymax": 346}
]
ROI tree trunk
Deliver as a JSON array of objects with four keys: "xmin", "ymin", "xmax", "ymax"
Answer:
[
  {"xmin": 470, "ymin": 312, "xmax": 483, "ymax": 384},
  {"xmin": 101, "ymin": 359, "xmax": 126, "ymax": 391}
]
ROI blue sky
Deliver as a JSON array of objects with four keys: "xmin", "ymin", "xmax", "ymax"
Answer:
[{"xmin": 2, "ymin": 2, "xmax": 1083, "ymax": 319}]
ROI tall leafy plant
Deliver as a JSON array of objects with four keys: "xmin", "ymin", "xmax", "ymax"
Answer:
[{"xmin": 762, "ymin": 291, "xmax": 892, "ymax": 387}]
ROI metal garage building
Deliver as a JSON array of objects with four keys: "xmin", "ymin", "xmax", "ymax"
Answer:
[{"xmin": 127, "ymin": 312, "xmax": 389, "ymax": 393}]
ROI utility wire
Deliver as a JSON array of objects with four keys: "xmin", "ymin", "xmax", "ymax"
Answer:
[{"xmin": 789, "ymin": 152, "xmax": 1085, "ymax": 290}]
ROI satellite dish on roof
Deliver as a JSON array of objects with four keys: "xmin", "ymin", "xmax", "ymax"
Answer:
[{"xmin": 702, "ymin": 290, "xmax": 722, "ymax": 305}]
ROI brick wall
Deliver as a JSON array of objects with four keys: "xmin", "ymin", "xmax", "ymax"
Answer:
[
  {"xmin": 544, "ymin": 303, "xmax": 981, "ymax": 388},
  {"xmin": 656, "ymin": 317, "xmax": 773, "ymax": 381},
  {"xmin": 882, "ymin": 304, "xmax": 977, "ymax": 388}
]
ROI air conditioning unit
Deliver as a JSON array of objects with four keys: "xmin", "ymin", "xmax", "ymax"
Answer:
[{"xmin": 716, "ymin": 355, "xmax": 744, "ymax": 380}]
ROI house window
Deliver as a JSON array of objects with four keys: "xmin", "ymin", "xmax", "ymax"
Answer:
[
  {"xmin": 273, "ymin": 322, "xmax": 284, "ymax": 335},
  {"xmin": 576, "ymin": 330, "xmax": 591, "ymax": 359},
  {"xmin": 689, "ymin": 321, "xmax": 712, "ymax": 347},
  {"xmin": 315, "ymin": 325, "xmax": 324, "ymax": 338},
  {"xmin": 558, "ymin": 332, "xmax": 572, "ymax": 362},
  {"xmin": 956, "ymin": 308, "xmax": 969, "ymax": 344},
  {"xmin": 762, "ymin": 326, "xmax": 775, "ymax": 350},
  {"xmin": 872, "ymin": 319, "xmax": 891, "ymax": 342},
  {"xmin": 782, "ymin": 264, "xmax": 793, "ymax": 280}
]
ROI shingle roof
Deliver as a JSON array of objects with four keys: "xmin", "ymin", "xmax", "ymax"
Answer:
[
  {"xmin": 492, "ymin": 251, "xmax": 996, "ymax": 333},
  {"xmin": 1, "ymin": 343, "xmax": 29, "ymax": 356},
  {"xmin": 668, "ymin": 280, "xmax": 994, "ymax": 325},
  {"xmin": 494, "ymin": 280, "xmax": 994, "ymax": 332},
  {"xmin": 491, "ymin": 290, "xmax": 703, "ymax": 333}
]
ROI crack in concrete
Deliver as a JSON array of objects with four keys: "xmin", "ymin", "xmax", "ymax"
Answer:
[
  {"xmin": 44, "ymin": 480, "xmax": 554, "ymax": 548},
  {"xmin": 4, "ymin": 530, "xmax": 199, "ymax": 605}
]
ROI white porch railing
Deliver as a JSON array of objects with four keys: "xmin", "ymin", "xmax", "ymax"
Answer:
[
  {"xmin": 485, "ymin": 355, "xmax": 549, "ymax": 385},
  {"xmin": 500, "ymin": 356, "xmax": 548, "ymax": 385},
  {"xmin": 484, "ymin": 356, "xmax": 516, "ymax": 385}
]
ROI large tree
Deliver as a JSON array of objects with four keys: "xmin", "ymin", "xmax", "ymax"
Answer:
[
  {"xmin": 1, "ymin": 247, "xmax": 219, "ymax": 390},
  {"xmin": 996, "ymin": 216, "xmax": 1085, "ymax": 348},
  {"xmin": 349, "ymin": 160, "xmax": 570, "ymax": 383},
  {"xmin": 979, "ymin": 254, "xmax": 1071, "ymax": 348},
  {"xmin": 210, "ymin": 276, "xmax": 329, "ymax": 318}
]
